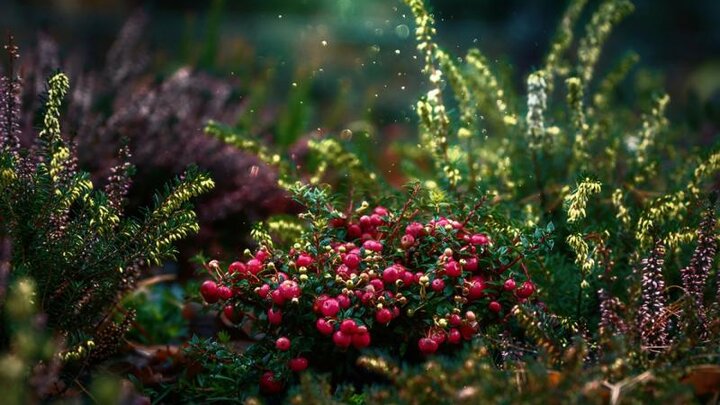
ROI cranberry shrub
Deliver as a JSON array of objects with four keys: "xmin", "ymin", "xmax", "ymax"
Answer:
[{"xmin": 197, "ymin": 183, "xmax": 552, "ymax": 393}]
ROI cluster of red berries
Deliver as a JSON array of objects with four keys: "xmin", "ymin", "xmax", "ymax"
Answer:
[{"xmin": 200, "ymin": 203, "xmax": 537, "ymax": 393}]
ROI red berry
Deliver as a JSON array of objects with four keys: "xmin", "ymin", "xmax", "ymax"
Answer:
[
  {"xmin": 316, "ymin": 318, "xmax": 334, "ymax": 335},
  {"xmin": 246, "ymin": 259, "xmax": 263, "ymax": 274},
  {"xmin": 431, "ymin": 278, "xmax": 445, "ymax": 292},
  {"xmin": 405, "ymin": 222, "xmax": 424, "ymax": 237},
  {"xmin": 359, "ymin": 215, "xmax": 372, "ymax": 229},
  {"xmin": 445, "ymin": 261, "xmax": 462, "ymax": 277},
  {"xmin": 468, "ymin": 278, "xmax": 486, "ymax": 300},
  {"xmin": 321, "ymin": 298, "xmax": 340, "ymax": 317},
  {"xmin": 470, "ymin": 233, "xmax": 489, "ymax": 245},
  {"xmin": 340, "ymin": 319, "xmax": 357, "ymax": 334},
  {"xmin": 448, "ymin": 328, "xmax": 462, "ymax": 344},
  {"xmin": 279, "ymin": 280, "xmax": 301, "ymax": 299},
  {"xmin": 401, "ymin": 271, "xmax": 415, "ymax": 285},
  {"xmin": 347, "ymin": 224, "xmax": 362, "ymax": 239},
  {"xmin": 200, "ymin": 280, "xmax": 219, "ymax": 303},
  {"xmin": 336, "ymin": 294, "xmax": 351, "ymax": 309},
  {"xmin": 375, "ymin": 308, "xmax": 393, "ymax": 324},
  {"xmin": 517, "ymin": 281, "xmax": 535, "ymax": 298},
  {"xmin": 223, "ymin": 306, "xmax": 243, "ymax": 323},
  {"xmin": 259, "ymin": 371, "xmax": 283, "ymax": 394},
  {"xmin": 255, "ymin": 250, "xmax": 270, "ymax": 262},
  {"xmin": 370, "ymin": 214, "xmax": 383, "ymax": 227},
  {"xmin": 296, "ymin": 254, "xmax": 313, "ymax": 268},
  {"xmin": 460, "ymin": 324, "xmax": 476, "ymax": 340},
  {"xmin": 464, "ymin": 256, "xmax": 479, "ymax": 272},
  {"xmin": 313, "ymin": 295, "xmax": 329, "ymax": 314},
  {"xmin": 257, "ymin": 284, "xmax": 271, "ymax": 298},
  {"xmin": 373, "ymin": 206, "xmax": 388, "ymax": 216},
  {"xmin": 333, "ymin": 330, "xmax": 352, "ymax": 348},
  {"xmin": 362, "ymin": 239, "xmax": 383, "ymax": 252},
  {"xmin": 382, "ymin": 266, "xmax": 400, "ymax": 283},
  {"xmin": 217, "ymin": 285, "xmax": 233, "ymax": 301},
  {"xmin": 343, "ymin": 253, "xmax": 361, "ymax": 269},
  {"xmin": 489, "ymin": 301, "xmax": 502, "ymax": 313},
  {"xmin": 369, "ymin": 278, "xmax": 385, "ymax": 292},
  {"xmin": 275, "ymin": 337, "xmax": 291, "ymax": 351},
  {"xmin": 330, "ymin": 217, "xmax": 346, "ymax": 228},
  {"xmin": 449, "ymin": 314, "xmax": 462, "ymax": 326},
  {"xmin": 228, "ymin": 261, "xmax": 246, "ymax": 276},
  {"xmin": 267, "ymin": 308, "xmax": 282, "ymax": 325},
  {"xmin": 288, "ymin": 357, "xmax": 309, "ymax": 372},
  {"xmin": 270, "ymin": 289, "xmax": 286, "ymax": 305},
  {"xmin": 360, "ymin": 291, "xmax": 374, "ymax": 304},
  {"xmin": 352, "ymin": 331, "xmax": 371, "ymax": 348},
  {"xmin": 431, "ymin": 331, "xmax": 446, "ymax": 344},
  {"xmin": 503, "ymin": 279, "xmax": 517, "ymax": 291},
  {"xmin": 418, "ymin": 337, "xmax": 438, "ymax": 355},
  {"xmin": 400, "ymin": 234, "xmax": 415, "ymax": 249}
]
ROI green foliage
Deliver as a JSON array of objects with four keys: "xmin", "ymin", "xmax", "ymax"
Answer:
[
  {"xmin": 0, "ymin": 69, "xmax": 213, "ymax": 386},
  {"xmin": 178, "ymin": 0, "xmax": 720, "ymax": 402}
]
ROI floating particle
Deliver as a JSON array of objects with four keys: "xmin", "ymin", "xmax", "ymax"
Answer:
[
  {"xmin": 395, "ymin": 24, "xmax": 410, "ymax": 38},
  {"xmin": 340, "ymin": 129, "xmax": 353, "ymax": 140},
  {"xmin": 322, "ymin": 40, "xmax": 328, "ymax": 47},
  {"xmin": 395, "ymin": 49, "xmax": 401, "ymax": 55}
]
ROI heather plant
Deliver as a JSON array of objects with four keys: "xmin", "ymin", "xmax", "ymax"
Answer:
[
  {"xmin": 11, "ymin": 13, "xmax": 289, "ymax": 256},
  {"xmin": 170, "ymin": 0, "xmax": 720, "ymax": 402},
  {"xmin": 0, "ymin": 39, "xmax": 213, "ymax": 396}
]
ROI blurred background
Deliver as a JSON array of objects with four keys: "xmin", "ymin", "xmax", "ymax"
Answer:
[
  {"xmin": 3, "ymin": 0, "xmax": 720, "ymax": 122},
  {"xmin": 3, "ymin": 0, "xmax": 719, "ymax": 269}
]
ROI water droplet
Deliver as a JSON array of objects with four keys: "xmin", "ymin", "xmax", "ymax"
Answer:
[
  {"xmin": 395, "ymin": 49, "xmax": 401, "ymax": 55},
  {"xmin": 278, "ymin": 14, "xmax": 283, "ymax": 19},
  {"xmin": 340, "ymin": 129, "xmax": 353, "ymax": 140},
  {"xmin": 401, "ymin": 86, "xmax": 406, "ymax": 90},
  {"xmin": 292, "ymin": 82, "xmax": 298, "ymax": 87},
  {"xmin": 395, "ymin": 24, "xmax": 410, "ymax": 38}
]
